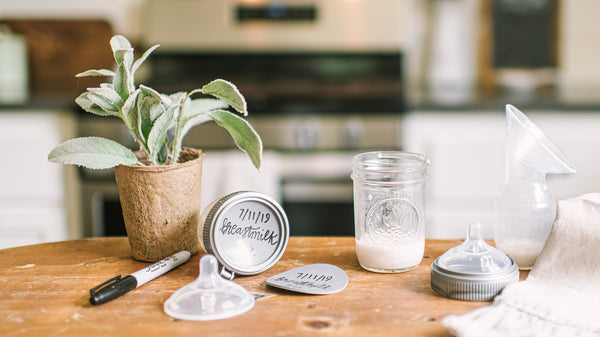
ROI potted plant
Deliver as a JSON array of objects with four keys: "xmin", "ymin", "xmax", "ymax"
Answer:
[{"xmin": 48, "ymin": 35, "xmax": 262, "ymax": 262}]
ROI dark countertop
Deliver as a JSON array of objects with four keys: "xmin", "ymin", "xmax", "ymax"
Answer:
[
  {"xmin": 407, "ymin": 87, "xmax": 600, "ymax": 112},
  {"xmin": 3, "ymin": 87, "xmax": 600, "ymax": 114}
]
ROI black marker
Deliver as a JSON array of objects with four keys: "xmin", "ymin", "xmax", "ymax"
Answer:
[{"xmin": 89, "ymin": 250, "xmax": 191, "ymax": 305}]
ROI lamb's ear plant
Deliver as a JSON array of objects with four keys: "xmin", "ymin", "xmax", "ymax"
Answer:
[{"xmin": 48, "ymin": 34, "xmax": 262, "ymax": 169}]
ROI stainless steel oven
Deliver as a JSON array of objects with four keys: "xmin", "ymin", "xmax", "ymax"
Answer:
[{"xmin": 78, "ymin": 0, "xmax": 408, "ymax": 237}]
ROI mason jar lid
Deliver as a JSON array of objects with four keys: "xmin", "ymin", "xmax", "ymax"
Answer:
[
  {"xmin": 430, "ymin": 222, "xmax": 520, "ymax": 301},
  {"xmin": 199, "ymin": 191, "xmax": 289, "ymax": 279}
]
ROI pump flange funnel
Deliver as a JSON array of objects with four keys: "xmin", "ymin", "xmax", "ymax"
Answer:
[{"xmin": 493, "ymin": 104, "xmax": 576, "ymax": 270}]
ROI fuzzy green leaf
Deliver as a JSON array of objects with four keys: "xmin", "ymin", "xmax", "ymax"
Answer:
[
  {"xmin": 157, "ymin": 142, "xmax": 169, "ymax": 164},
  {"xmin": 75, "ymin": 92, "xmax": 118, "ymax": 117},
  {"xmin": 88, "ymin": 87, "xmax": 124, "ymax": 110},
  {"xmin": 113, "ymin": 65, "xmax": 129, "ymax": 100},
  {"xmin": 208, "ymin": 109, "xmax": 262, "ymax": 169},
  {"xmin": 201, "ymin": 79, "xmax": 247, "ymax": 115},
  {"xmin": 113, "ymin": 50, "xmax": 134, "ymax": 99},
  {"xmin": 164, "ymin": 92, "xmax": 187, "ymax": 109},
  {"xmin": 170, "ymin": 112, "xmax": 212, "ymax": 164},
  {"xmin": 121, "ymin": 88, "xmax": 140, "ymax": 119},
  {"xmin": 137, "ymin": 86, "xmax": 164, "ymax": 139},
  {"xmin": 87, "ymin": 92, "xmax": 120, "ymax": 113},
  {"xmin": 76, "ymin": 69, "xmax": 115, "ymax": 77},
  {"xmin": 132, "ymin": 44, "xmax": 160, "ymax": 76},
  {"xmin": 140, "ymin": 85, "xmax": 162, "ymax": 100},
  {"xmin": 183, "ymin": 98, "xmax": 229, "ymax": 118},
  {"xmin": 147, "ymin": 107, "xmax": 175, "ymax": 162},
  {"xmin": 110, "ymin": 35, "xmax": 136, "ymax": 98},
  {"xmin": 113, "ymin": 48, "xmax": 134, "ymax": 68},
  {"xmin": 121, "ymin": 89, "xmax": 143, "ymax": 143},
  {"xmin": 170, "ymin": 98, "xmax": 227, "ymax": 157},
  {"xmin": 110, "ymin": 35, "xmax": 132, "ymax": 54},
  {"xmin": 138, "ymin": 95, "xmax": 164, "ymax": 141},
  {"xmin": 149, "ymin": 99, "xmax": 165, "ymax": 122},
  {"xmin": 48, "ymin": 137, "xmax": 140, "ymax": 169}
]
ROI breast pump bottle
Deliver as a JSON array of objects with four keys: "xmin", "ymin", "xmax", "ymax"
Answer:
[{"xmin": 494, "ymin": 105, "xmax": 576, "ymax": 270}]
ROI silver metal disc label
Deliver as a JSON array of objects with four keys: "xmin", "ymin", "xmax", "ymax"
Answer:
[{"xmin": 266, "ymin": 264, "xmax": 348, "ymax": 295}]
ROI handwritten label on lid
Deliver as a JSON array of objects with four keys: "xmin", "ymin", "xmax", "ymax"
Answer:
[
  {"xmin": 200, "ymin": 192, "xmax": 289, "ymax": 277},
  {"xmin": 266, "ymin": 264, "xmax": 348, "ymax": 295}
]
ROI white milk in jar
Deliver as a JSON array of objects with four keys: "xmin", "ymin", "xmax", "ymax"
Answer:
[
  {"xmin": 352, "ymin": 151, "xmax": 429, "ymax": 273},
  {"xmin": 355, "ymin": 238, "xmax": 424, "ymax": 272}
]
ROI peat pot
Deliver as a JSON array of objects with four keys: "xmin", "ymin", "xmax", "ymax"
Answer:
[{"xmin": 114, "ymin": 148, "xmax": 205, "ymax": 262}]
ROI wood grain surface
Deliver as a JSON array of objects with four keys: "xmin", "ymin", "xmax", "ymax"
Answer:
[{"xmin": 0, "ymin": 237, "xmax": 526, "ymax": 337}]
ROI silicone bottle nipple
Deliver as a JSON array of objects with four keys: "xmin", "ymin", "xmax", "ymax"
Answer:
[
  {"xmin": 436, "ymin": 222, "xmax": 513, "ymax": 273},
  {"xmin": 431, "ymin": 222, "xmax": 519, "ymax": 301},
  {"xmin": 164, "ymin": 254, "xmax": 255, "ymax": 321}
]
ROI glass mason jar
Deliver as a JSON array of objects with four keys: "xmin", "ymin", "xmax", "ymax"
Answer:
[{"xmin": 352, "ymin": 151, "xmax": 429, "ymax": 273}]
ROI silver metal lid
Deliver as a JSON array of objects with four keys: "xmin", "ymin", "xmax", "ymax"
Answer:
[
  {"xmin": 431, "ymin": 260, "xmax": 519, "ymax": 301},
  {"xmin": 430, "ymin": 222, "xmax": 520, "ymax": 301},
  {"xmin": 199, "ymin": 191, "xmax": 289, "ymax": 279}
]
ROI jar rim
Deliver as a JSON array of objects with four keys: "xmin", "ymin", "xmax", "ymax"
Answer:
[{"xmin": 352, "ymin": 151, "xmax": 429, "ymax": 173}]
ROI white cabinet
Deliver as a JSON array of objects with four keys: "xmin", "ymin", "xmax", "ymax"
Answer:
[
  {"xmin": 402, "ymin": 110, "xmax": 600, "ymax": 239},
  {"xmin": 0, "ymin": 110, "xmax": 79, "ymax": 248}
]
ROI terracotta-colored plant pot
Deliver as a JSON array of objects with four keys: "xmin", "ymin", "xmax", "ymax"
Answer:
[{"xmin": 114, "ymin": 148, "xmax": 205, "ymax": 262}]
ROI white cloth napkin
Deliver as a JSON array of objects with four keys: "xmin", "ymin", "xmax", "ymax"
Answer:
[{"xmin": 442, "ymin": 193, "xmax": 600, "ymax": 337}]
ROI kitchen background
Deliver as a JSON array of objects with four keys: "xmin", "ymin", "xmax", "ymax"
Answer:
[{"xmin": 1, "ymin": 0, "xmax": 600, "ymax": 249}]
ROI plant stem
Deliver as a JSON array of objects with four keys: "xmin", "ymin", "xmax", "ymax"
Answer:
[{"xmin": 170, "ymin": 130, "xmax": 182, "ymax": 164}]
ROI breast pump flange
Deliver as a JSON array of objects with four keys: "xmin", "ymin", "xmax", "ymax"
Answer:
[{"xmin": 493, "ymin": 104, "xmax": 576, "ymax": 270}]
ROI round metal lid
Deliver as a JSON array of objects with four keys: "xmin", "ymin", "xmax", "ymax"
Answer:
[
  {"xmin": 430, "ymin": 222, "xmax": 520, "ymax": 301},
  {"xmin": 199, "ymin": 191, "xmax": 289, "ymax": 278}
]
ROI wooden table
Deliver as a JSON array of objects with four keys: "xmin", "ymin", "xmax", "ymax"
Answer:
[{"xmin": 0, "ymin": 237, "xmax": 527, "ymax": 336}]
